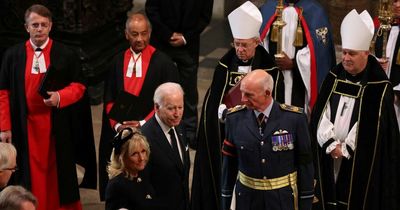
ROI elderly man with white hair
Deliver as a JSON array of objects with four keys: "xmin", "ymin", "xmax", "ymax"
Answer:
[
  {"xmin": 141, "ymin": 82, "xmax": 190, "ymax": 210},
  {"xmin": 310, "ymin": 9, "xmax": 400, "ymax": 210}
]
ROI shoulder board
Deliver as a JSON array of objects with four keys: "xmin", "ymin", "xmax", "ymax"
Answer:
[
  {"xmin": 280, "ymin": 104, "xmax": 303, "ymax": 114},
  {"xmin": 227, "ymin": 105, "xmax": 246, "ymax": 115}
]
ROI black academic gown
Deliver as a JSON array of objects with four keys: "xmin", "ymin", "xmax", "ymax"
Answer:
[
  {"xmin": 191, "ymin": 45, "xmax": 276, "ymax": 210},
  {"xmin": 310, "ymin": 55, "xmax": 400, "ymax": 210},
  {"xmin": 0, "ymin": 41, "xmax": 97, "ymax": 204},
  {"xmin": 98, "ymin": 47, "xmax": 179, "ymax": 200}
]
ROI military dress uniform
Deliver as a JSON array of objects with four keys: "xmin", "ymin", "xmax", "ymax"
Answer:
[{"xmin": 221, "ymin": 102, "xmax": 314, "ymax": 210}]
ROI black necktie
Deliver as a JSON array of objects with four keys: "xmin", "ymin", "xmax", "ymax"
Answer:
[
  {"xmin": 168, "ymin": 128, "xmax": 182, "ymax": 161},
  {"xmin": 35, "ymin": 48, "xmax": 42, "ymax": 52},
  {"xmin": 257, "ymin": 113, "xmax": 267, "ymax": 136}
]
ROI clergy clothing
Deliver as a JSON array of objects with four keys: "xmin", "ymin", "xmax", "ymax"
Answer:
[
  {"xmin": 192, "ymin": 45, "xmax": 276, "ymax": 210},
  {"xmin": 98, "ymin": 45, "xmax": 179, "ymax": 200},
  {"xmin": 310, "ymin": 55, "xmax": 400, "ymax": 210},
  {"xmin": 374, "ymin": 24, "xmax": 400, "ymax": 128},
  {"xmin": 0, "ymin": 39, "xmax": 97, "ymax": 209},
  {"xmin": 260, "ymin": 0, "xmax": 336, "ymax": 110}
]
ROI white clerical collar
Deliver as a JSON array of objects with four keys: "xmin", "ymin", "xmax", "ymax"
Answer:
[
  {"xmin": 126, "ymin": 47, "xmax": 143, "ymax": 78},
  {"xmin": 30, "ymin": 38, "xmax": 49, "ymax": 51},
  {"xmin": 130, "ymin": 48, "xmax": 142, "ymax": 58}
]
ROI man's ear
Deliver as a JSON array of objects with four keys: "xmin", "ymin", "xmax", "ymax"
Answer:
[
  {"xmin": 265, "ymin": 90, "xmax": 271, "ymax": 97},
  {"xmin": 124, "ymin": 30, "xmax": 129, "ymax": 40},
  {"xmin": 25, "ymin": 24, "xmax": 29, "ymax": 33},
  {"xmin": 155, "ymin": 103, "xmax": 160, "ymax": 110}
]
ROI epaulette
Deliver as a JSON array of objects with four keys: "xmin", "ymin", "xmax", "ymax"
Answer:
[
  {"xmin": 227, "ymin": 104, "xmax": 246, "ymax": 115},
  {"xmin": 280, "ymin": 104, "xmax": 303, "ymax": 114}
]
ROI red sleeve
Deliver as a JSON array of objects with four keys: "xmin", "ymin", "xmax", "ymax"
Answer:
[
  {"xmin": 58, "ymin": 82, "xmax": 86, "ymax": 108},
  {"xmin": 144, "ymin": 109, "xmax": 155, "ymax": 121},
  {"xmin": 105, "ymin": 102, "xmax": 118, "ymax": 128},
  {"xmin": 0, "ymin": 90, "xmax": 11, "ymax": 131}
]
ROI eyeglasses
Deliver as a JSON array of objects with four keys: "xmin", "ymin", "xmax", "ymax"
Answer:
[
  {"xmin": 232, "ymin": 40, "xmax": 257, "ymax": 50},
  {"xmin": 1, "ymin": 166, "xmax": 18, "ymax": 172},
  {"xmin": 29, "ymin": 22, "xmax": 50, "ymax": 30}
]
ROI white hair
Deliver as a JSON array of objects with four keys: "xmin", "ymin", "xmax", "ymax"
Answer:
[
  {"xmin": 0, "ymin": 143, "xmax": 16, "ymax": 170},
  {"xmin": 153, "ymin": 82, "xmax": 184, "ymax": 107}
]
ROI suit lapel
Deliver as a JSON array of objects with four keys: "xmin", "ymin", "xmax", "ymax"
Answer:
[
  {"xmin": 175, "ymin": 128, "xmax": 189, "ymax": 171},
  {"xmin": 243, "ymin": 109, "xmax": 262, "ymax": 139},
  {"xmin": 176, "ymin": 127, "xmax": 190, "ymax": 168},
  {"xmin": 151, "ymin": 118, "xmax": 184, "ymax": 172}
]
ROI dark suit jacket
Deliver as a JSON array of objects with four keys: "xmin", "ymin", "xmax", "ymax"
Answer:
[
  {"xmin": 145, "ymin": 0, "xmax": 213, "ymax": 56},
  {"xmin": 141, "ymin": 116, "xmax": 190, "ymax": 210}
]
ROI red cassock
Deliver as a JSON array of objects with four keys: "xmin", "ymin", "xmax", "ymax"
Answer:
[{"xmin": 0, "ymin": 39, "xmax": 85, "ymax": 210}]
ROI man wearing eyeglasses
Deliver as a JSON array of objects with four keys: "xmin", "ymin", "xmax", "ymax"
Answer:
[
  {"xmin": 0, "ymin": 143, "xmax": 17, "ymax": 191},
  {"xmin": 0, "ymin": 4, "xmax": 96, "ymax": 210},
  {"xmin": 192, "ymin": 2, "xmax": 277, "ymax": 210}
]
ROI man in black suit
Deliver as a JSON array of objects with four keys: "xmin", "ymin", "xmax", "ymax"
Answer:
[
  {"xmin": 145, "ymin": 0, "xmax": 213, "ymax": 148},
  {"xmin": 141, "ymin": 82, "xmax": 190, "ymax": 210}
]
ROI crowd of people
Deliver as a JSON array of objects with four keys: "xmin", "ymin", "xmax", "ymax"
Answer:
[{"xmin": 1, "ymin": 0, "xmax": 400, "ymax": 210}]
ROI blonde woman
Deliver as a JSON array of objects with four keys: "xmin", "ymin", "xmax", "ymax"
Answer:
[
  {"xmin": 0, "ymin": 143, "xmax": 17, "ymax": 190},
  {"xmin": 105, "ymin": 127, "xmax": 163, "ymax": 210}
]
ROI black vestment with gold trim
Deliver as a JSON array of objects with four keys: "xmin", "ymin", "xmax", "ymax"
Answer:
[{"xmin": 310, "ymin": 55, "xmax": 400, "ymax": 210}]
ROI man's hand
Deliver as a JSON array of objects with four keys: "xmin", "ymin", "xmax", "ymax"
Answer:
[
  {"xmin": 330, "ymin": 143, "xmax": 343, "ymax": 159},
  {"xmin": 378, "ymin": 57, "xmax": 389, "ymax": 72},
  {"xmin": 43, "ymin": 91, "xmax": 60, "ymax": 107},
  {"xmin": 0, "ymin": 130, "xmax": 12, "ymax": 143},
  {"xmin": 169, "ymin": 32, "xmax": 185, "ymax": 47},
  {"xmin": 275, "ymin": 52, "xmax": 294, "ymax": 70},
  {"xmin": 116, "ymin": 120, "xmax": 141, "ymax": 132}
]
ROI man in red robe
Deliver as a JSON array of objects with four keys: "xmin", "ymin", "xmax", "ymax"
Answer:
[
  {"xmin": 98, "ymin": 11, "xmax": 179, "ymax": 200},
  {"xmin": 0, "ymin": 4, "xmax": 96, "ymax": 210}
]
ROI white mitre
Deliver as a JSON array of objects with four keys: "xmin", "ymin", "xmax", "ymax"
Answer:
[
  {"xmin": 340, "ymin": 9, "xmax": 374, "ymax": 51},
  {"xmin": 228, "ymin": 1, "xmax": 263, "ymax": 39}
]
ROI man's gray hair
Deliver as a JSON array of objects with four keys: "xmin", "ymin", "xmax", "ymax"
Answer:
[
  {"xmin": 0, "ymin": 185, "xmax": 38, "ymax": 210},
  {"xmin": 153, "ymin": 82, "xmax": 184, "ymax": 107},
  {"xmin": 0, "ymin": 143, "xmax": 16, "ymax": 170},
  {"xmin": 125, "ymin": 10, "xmax": 152, "ymax": 31}
]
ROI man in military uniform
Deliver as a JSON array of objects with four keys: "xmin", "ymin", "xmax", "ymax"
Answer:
[
  {"xmin": 221, "ymin": 70, "xmax": 314, "ymax": 210},
  {"xmin": 191, "ymin": 2, "xmax": 276, "ymax": 210}
]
